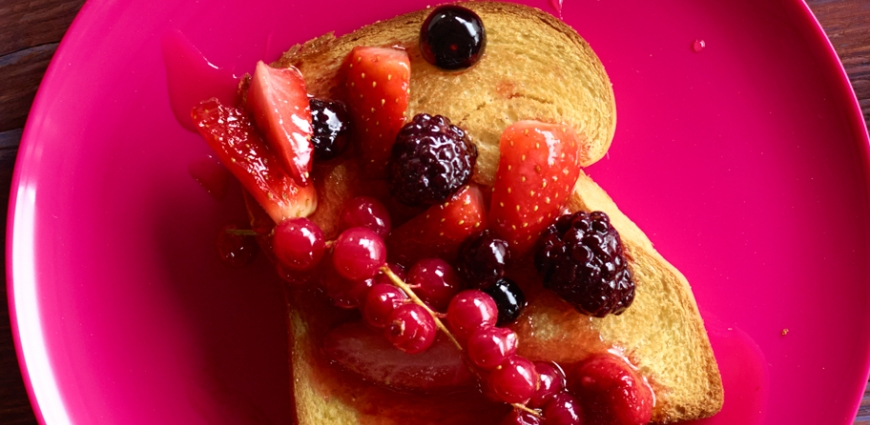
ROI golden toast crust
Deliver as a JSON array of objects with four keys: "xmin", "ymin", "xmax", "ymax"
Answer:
[{"xmin": 277, "ymin": 1, "xmax": 616, "ymax": 187}]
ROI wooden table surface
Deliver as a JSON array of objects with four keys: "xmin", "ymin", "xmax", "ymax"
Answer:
[{"xmin": 1, "ymin": 0, "xmax": 869, "ymax": 424}]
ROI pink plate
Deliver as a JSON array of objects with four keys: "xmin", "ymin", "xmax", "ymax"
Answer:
[{"xmin": 8, "ymin": 0, "xmax": 870, "ymax": 423}]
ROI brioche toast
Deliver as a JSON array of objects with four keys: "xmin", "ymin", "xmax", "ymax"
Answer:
[{"xmin": 272, "ymin": 3, "xmax": 722, "ymax": 424}]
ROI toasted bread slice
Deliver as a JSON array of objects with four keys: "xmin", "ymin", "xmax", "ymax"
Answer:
[
  {"xmin": 286, "ymin": 171, "xmax": 722, "ymax": 424},
  {"xmin": 276, "ymin": 1, "xmax": 616, "ymax": 187},
  {"xmin": 277, "ymin": 2, "xmax": 722, "ymax": 423}
]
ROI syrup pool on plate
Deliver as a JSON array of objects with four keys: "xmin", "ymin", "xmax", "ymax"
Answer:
[
  {"xmin": 549, "ymin": 0, "xmax": 563, "ymax": 18},
  {"xmin": 187, "ymin": 154, "xmax": 231, "ymax": 200},
  {"xmin": 162, "ymin": 30, "xmax": 241, "ymax": 132},
  {"xmin": 685, "ymin": 320, "xmax": 770, "ymax": 425}
]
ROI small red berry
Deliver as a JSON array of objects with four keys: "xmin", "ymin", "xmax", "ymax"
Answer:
[
  {"xmin": 529, "ymin": 361, "xmax": 567, "ymax": 408},
  {"xmin": 332, "ymin": 227, "xmax": 387, "ymax": 280},
  {"xmin": 320, "ymin": 265, "xmax": 373, "ymax": 309},
  {"xmin": 487, "ymin": 355, "xmax": 538, "ymax": 404},
  {"xmin": 340, "ymin": 196, "xmax": 392, "ymax": 238},
  {"xmin": 272, "ymin": 218, "xmax": 325, "ymax": 271},
  {"xmin": 500, "ymin": 409, "xmax": 542, "ymax": 425},
  {"xmin": 408, "ymin": 258, "xmax": 464, "ymax": 311},
  {"xmin": 363, "ymin": 283, "xmax": 409, "ymax": 328},
  {"xmin": 466, "ymin": 327, "xmax": 518, "ymax": 370},
  {"xmin": 446, "ymin": 290, "xmax": 498, "ymax": 341},
  {"xmin": 386, "ymin": 303, "xmax": 436, "ymax": 354},
  {"xmin": 542, "ymin": 392, "xmax": 583, "ymax": 425}
]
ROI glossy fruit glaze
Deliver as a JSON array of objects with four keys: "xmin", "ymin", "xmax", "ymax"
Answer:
[{"xmin": 7, "ymin": 0, "xmax": 870, "ymax": 424}]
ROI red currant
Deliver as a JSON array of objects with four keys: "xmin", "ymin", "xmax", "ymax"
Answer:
[
  {"xmin": 332, "ymin": 227, "xmax": 387, "ymax": 280},
  {"xmin": 340, "ymin": 196, "xmax": 392, "ymax": 238},
  {"xmin": 320, "ymin": 265, "xmax": 373, "ymax": 309},
  {"xmin": 446, "ymin": 290, "xmax": 498, "ymax": 341},
  {"xmin": 363, "ymin": 283, "xmax": 409, "ymax": 328},
  {"xmin": 529, "ymin": 361, "xmax": 567, "ymax": 408},
  {"xmin": 487, "ymin": 355, "xmax": 538, "ymax": 404},
  {"xmin": 408, "ymin": 258, "xmax": 463, "ymax": 311},
  {"xmin": 466, "ymin": 327, "xmax": 517, "ymax": 370},
  {"xmin": 500, "ymin": 409, "xmax": 542, "ymax": 425},
  {"xmin": 272, "ymin": 218, "xmax": 325, "ymax": 271},
  {"xmin": 216, "ymin": 223, "xmax": 258, "ymax": 267},
  {"xmin": 542, "ymin": 392, "xmax": 583, "ymax": 425},
  {"xmin": 386, "ymin": 303, "xmax": 436, "ymax": 354},
  {"xmin": 374, "ymin": 262, "xmax": 407, "ymax": 286}
]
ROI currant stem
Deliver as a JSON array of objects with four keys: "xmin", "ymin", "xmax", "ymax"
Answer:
[
  {"xmin": 381, "ymin": 266, "xmax": 540, "ymax": 417},
  {"xmin": 380, "ymin": 265, "xmax": 462, "ymax": 350},
  {"xmin": 512, "ymin": 403, "xmax": 542, "ymax": 418}
]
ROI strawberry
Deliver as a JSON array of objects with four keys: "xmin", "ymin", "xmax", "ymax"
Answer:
[
  {"xmin": 192, "ymin": 98, "xmax": 317, "ymax": 224},
  {"xmin": 386, "ymin": 185, "xmax": 487, "ymax": 265},
  {"xmin": 489, "ymin": 121, "xmax": 582, "ymax": 257},
  {"xmin": 323, "ymin": 321, "xmax": 473, "ymax": 392},
  {"xmin": 569, "ymin": 353, "xmax": 653, "ymax": 425},
  {"xmin": 247, "ymin": 61, "xmax": 313, "ymax": 185},
  {"xmin": 344, "ymin": 46, "xmax": 410, "ymax": 177}
]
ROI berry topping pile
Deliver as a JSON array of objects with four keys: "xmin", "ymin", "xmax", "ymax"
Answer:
[
  {"xmin": 535, "ymin": 211, "xmax": 635, "ymax": 317},
  {"xmin": 387, "ymin": 113, "xmax": 478, "ymax": 206},
  {"xmin": 191, "ymin": 7, "xmax": 654, "ymax": 424},
  {"xmin": 309, "ymin": 98, "xmax": 350, "ymax": 161},
  {"xmin": 420, "ymin": 4, "xmax": 487, "ymax": 70}
]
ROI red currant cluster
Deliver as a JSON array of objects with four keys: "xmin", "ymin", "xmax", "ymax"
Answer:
[
  {"xmin": 266, "ymin": 197, "xmax": 581, "ymax": 424},
  {"xmin": 223, "ymin": 195, "xmax": 650, "ymax": 425}
]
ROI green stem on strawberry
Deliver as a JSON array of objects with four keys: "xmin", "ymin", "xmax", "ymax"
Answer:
[{"xmin": 380, "ymin": 265, "xmax": 462, "ymax": 350}]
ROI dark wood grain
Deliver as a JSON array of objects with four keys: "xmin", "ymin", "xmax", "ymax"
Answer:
[
  {"xmin": 0, "ymin": 0, "xmax": 83, "ymax": 131},
  {"xmin": 0, "ymin": 0, "xmax": 869, "ymax": 424},
  {"xmin": 808, "ymin": 0, "xmax": 870, "ymax": 124}
]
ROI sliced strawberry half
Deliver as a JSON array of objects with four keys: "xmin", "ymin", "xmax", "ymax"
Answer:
[
  {"xmin": 344, "ymin": 46, "xmax": 410, "ymax": 178},
  {"xmin": 386, "ymin": 185, "xmax": 487, "ymax": 265},
  {"xmin": 569, "ymin": 353, "xmax": 653, "ymax": 425},
  {"xmin": 323, "ymin": 321, "xmax": 473, "ymax": 392},
  {"xmin": 193, "ymin": 98, "xmax": 317, "ymax": 223},
  {"xmin": 489, "ymin": 121, "xmax": 581, "ymax": 257},
  {"xmin": 247, "ymin": 61, "xmax": 313, "ymax": 185}
]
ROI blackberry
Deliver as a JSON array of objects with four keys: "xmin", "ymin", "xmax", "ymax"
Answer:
[
  {"xmin": 310, "ymin": 98, "xmax": 350, "ymax": 161},
  {"xmin": 534, "ymin": 211, "xmax": 634, "ymax": 317},
  {"xmin": 420, "ymin": 5, "xmax": 486, "ymax": 70},
  {"xmin": 387, "ymin": 114, "xmax": 477, "ymax": 206},
  {"xmin": 456, "ymin": 230, "xmax": 511, "ymax": 288},
  {"xmin": 482, "ymin": 277, "xmax": 526, "ymax": 326}
]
